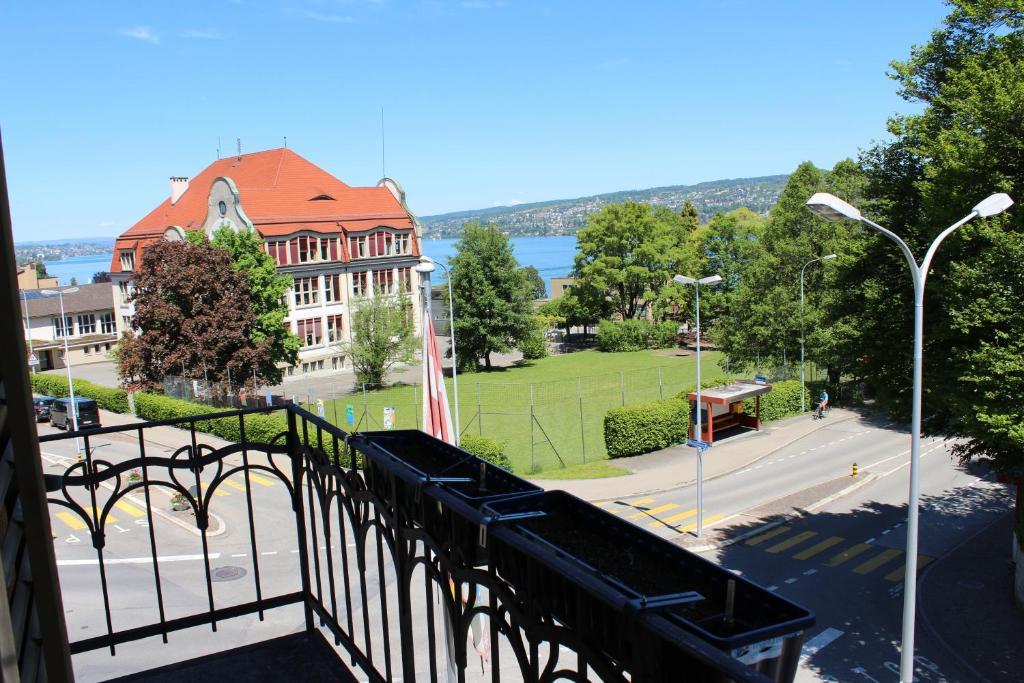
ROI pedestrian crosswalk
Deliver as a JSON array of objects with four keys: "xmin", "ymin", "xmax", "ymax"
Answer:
[
  {"xmin": 48, "ymin": 473, "xmax": 279, "ymax": 532},
  {"xmin": 596, "ymin": 495, "xmax": 934, "ymax": 582}
]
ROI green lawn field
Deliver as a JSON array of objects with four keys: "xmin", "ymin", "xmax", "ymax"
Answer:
[{"xmin": 310, "ymin": 349, "xmax": 728, "ymax": 474}]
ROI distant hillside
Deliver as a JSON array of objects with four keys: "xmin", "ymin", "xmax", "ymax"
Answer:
[{"xmin": 419, "ymin": 175, "xmax": 789, "ymax": 238}]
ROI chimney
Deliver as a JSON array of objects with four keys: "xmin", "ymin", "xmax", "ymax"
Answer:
[{"xmin": 170, "ymin": 176, "xmax": 189, "ymax": 204}]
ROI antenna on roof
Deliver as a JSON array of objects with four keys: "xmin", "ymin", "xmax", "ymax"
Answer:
[
  {"xmin": 284, "ymin": 136, "xmax": 288, "ymax": 149},
  {"xmin": 380, "ymin": 106, "xmax": 386, "ymax": 180},
  {"xmin": 217, "ymin": 136, "xmax": 221, "ymax": 159},
  {"xmin": 236, "ymin": 137, "xmax": 242, "ymax": 160}
]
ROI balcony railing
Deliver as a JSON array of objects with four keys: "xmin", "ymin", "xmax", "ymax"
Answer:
[{"xmin": 41, "ymin": 404, "xmax": 804, "ymax": 682}]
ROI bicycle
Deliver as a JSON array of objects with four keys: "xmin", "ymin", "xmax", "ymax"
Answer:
[{"xmin": 811, "ymin": 402, "xmax": 831, "ymax": 420}]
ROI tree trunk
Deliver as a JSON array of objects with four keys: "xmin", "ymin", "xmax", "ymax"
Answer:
[
  {"xmin": 827, "ymin": 365, "xmax": 840, "ymax": 386},
  {"xmin": 484, "ymin": 353, "xmax": 491, "ymax": 371}
]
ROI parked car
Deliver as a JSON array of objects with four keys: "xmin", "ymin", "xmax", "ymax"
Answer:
[
  {"xmin": 32, "ymin": 395, "xmax": 56, "ymax": 422},
  {"xmin": 50, "ymin": 397, "xmax": 101, "ymax": 431}
]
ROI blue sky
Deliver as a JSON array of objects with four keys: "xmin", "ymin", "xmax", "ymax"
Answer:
[{"xmin": 1, "ymin": 0, "xmax": 949, "ymax": 242}]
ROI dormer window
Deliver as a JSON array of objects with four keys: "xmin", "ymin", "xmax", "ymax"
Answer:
[
  {"xmin": 309, "ymin": 194, "xmax": 334, "ymax": 201},
  {"xmin": 119, "ymin": 249, "xmax": 136, "ymax": 271}
]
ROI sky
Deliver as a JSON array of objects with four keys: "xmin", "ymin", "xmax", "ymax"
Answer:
[{"xmin": 1, "ymin": 0, "xmax": 950, "ymax": 242}]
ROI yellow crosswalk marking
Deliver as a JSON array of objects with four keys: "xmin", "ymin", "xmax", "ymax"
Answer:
[
  {"xmin": 766, "ymin": 531, "xmax": 818, "ymax": 554},
  {"xmin": 884, "ymin": 555, "xmax": 934, "ymax": 582},
  {"xmin": 223, "ymin": 479, "xmax": 249, "ymax": 493},
  {"xmin": 793, "ymin": 536, "xmax": 845, "ymax": 561},
  {"xmin": 627, "ymin": 503, "xmax": 678, "ymax": 520},
  {"xmin": 89, "ymin": 507, "xmax": 118, "ymax": 524},
  {"xmin": 745, "ymin": 526, "xmax": 790, "ymax": 546},
  {"xmin": 245, "ymin": 473, "xmax": 276, "ymax": 487},
  {"xmin": 594, "ymin": 501, "xmax": 613, "ymax": 508},
  {"xmin": 853, "ymin": 548, "xmax": 903, "ymax": 575},
  {"xmin": 677, "ymin": 514, "xmax": 724, "ymax": 533},
  {"xmin": 55, "ymin": 511, "xmax": 87, "ymax": 530},
  {"xmin": 609, "ymin": 497, "xmax": 654, "ymax": 515},
  {"xmin": 651, "ymin": 507, "xmax": 698, "ymax": 527},
  {"xmin": 199, "ymin": 482, "xmax": 231, "ymax": 497},
  {"xmin": 825, "ymin": 543, "xmax": 873, "ymax": 567},
  {"xmin": 114, "ymin": 500, "xmax": 146, "ymax": 518}
]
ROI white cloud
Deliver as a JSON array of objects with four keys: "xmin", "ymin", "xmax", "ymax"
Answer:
[
  {"xmin": 181, "ymin": 29, "xmax": 222, "ymax": 40},
  {"xmin": 118, "ymin": 26, "xmax": 160, "ymax": 44},
  {"xmin": 298, "ymin": 9, "xmax": 357, "ymax": 23},
  {"xmin": 496, "ymin": 199, "xmax": 523, "ymax": 206}
]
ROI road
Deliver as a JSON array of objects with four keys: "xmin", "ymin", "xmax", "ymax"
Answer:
[{"xmin": 607, "ymin": 412, "xmax": 1013, "ymax": 682}]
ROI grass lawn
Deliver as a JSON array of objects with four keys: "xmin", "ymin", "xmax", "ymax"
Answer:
[{"xmin": 313, "ymin": 348, "xmax": 728, "ymax": 475}]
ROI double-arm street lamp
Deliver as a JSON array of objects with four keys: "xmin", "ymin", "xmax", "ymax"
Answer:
[
  {"xmin": 805, "ymin": 191, "xmax": 1013, "ymax": 683},
  {"xmin": 673, "ymin": 273, "xmax": 722, "ymax": 538},
  {"xmin": 41, "ymin": 287, "xmax": 82, "ymax": 457},
  {"xmin": 415, "ymin": 256, "xmax": 461, "ymax": 446},
  {"xmin": 799, "ymin": 254, "xmax": 836, "ymax": 412}
]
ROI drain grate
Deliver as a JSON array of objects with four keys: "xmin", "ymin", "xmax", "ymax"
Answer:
[{"xmin": 211, "ymin": 565, "xmax": 247, "ymax": 582}]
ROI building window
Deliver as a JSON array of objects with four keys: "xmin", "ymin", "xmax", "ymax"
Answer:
[
  {"xmin": 373, "ymin": 269, "xmax": 396, "ymax": 295},
  {"xmin": 100, "ymin": 312, "xmax": 116, "ymax": 334},
  {"xmin": 104, "ymin": 343, "xmax": 111, "ymax": 352},
  {"xmin": 118, "ymin": 280, "xmax": 132, "ymax": 301},
  {"xmin": 122, "ymin": 315, "xmax": 134, "ymax": 331},
  {"xmin": 319, "ymin": 239, "xmax": 330, "ymax": 261},
  {"xmin": 349, "ymin": 235, "xmax": 368, "ymax": 259},
  {"xmin": 397, "ymin": 232, "xmax": 411, "ymax": 255},
  {"xmin": 53, "ymin": 316, "xmax": 73, "ymax": 338},
  {"xmin": 352, "ymin": 271, "xmax": 368, "ymax": 298},
  {"xmin": 296, "ymin": 318, "xmax": 322, "ymax": 347},
  {"xmin": 326, "ymin": 314, "xmax": 343, "ymax": 343},
  {"xmin": 399, "ymin": 266, "xmax": 412, "ymax": 293},
  {"xmin": 293, "ymin": 277, "xmax": 319, "ymax": 307},
  {"xmin": 77, "ymin": 314, "xmax": 96, "ymax": 335},
  {"xmin": 325, "ymin": 274, "xmax": 342, "ymax": 303},
  {"xmin": 119, "ymin": 249, "xmax": 136, "ymax": 271},
  {"xmin": 267, "ymin": 240, "xmax": 288, "ymax": 266},
  {"xmin": 84, "ymin": 345, "xmax": 91, "ymax": 355}
]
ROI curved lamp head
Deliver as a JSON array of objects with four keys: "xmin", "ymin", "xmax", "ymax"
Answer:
[
  {"xmin": 672, "ymin": 275, "xmax": 696, "ymax": 286},
  {"xmin": 41, "ymin": 287, "xmax": 80, "ymax": 296},
  {"xmin": 413, "ymin": 256, "xmax": 435, "ymax": 274},
  {"xmin": 674, "ymin": 274, "xmax": 723, "ymax": 287},
  {"xmin": 973, "ymin": 193, "xmax": 1014, "ymax": 218},
  {"xmin": 823, "ymin": 253, "xmax": 838, "ymax": 261},
  {"xmin": 698, "ymin": 274, "xmax": 723, "ymax": 286},
  {"xmin": 806, "ymin": 193, "xmax": 862, "ymax": 223}
]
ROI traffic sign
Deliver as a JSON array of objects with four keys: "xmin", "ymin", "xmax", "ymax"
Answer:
[
  {"xmin": 685, "ymin": 439, "xmax": 709, "ymax": 450},
  {"xmin": 27, "ymin": 353, "xmax": 38, "ymax": 366}
]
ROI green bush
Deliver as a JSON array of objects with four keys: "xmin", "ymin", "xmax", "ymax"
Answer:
[
  {"xmin": 597, "ymin": 319, "xmax": 679, "ymax": 352},
  {"xmin": 459, "ymin": 435, "xmax": 513, "ymax": 471},
  {"xmin": 30, "ymin": 374, "xmax": 130, "ymax": 414},
  {"xmin": 742, "ymin": 379, "xmax": 804, "ymax": 422},
  {"xmin": 519, "ymin": 329, "xmax": 549, "ymax": 360},
  {"xmin": 604, "ymin": 397, "xmax": 688, "ymax": 459}
]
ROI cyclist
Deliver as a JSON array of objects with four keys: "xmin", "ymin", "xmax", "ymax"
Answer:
[{"xmin": 817, "ymin": 389, "xmax": 830, "ymax": 418}]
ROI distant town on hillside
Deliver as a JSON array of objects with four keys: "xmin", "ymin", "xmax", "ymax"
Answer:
[
  {"xmin": 14, "ymin": 237, "xmax": 116, "ymax": 265},
  {"xmin": 419, "ymin": 174, "xmax": 790, "ymax": 238}
]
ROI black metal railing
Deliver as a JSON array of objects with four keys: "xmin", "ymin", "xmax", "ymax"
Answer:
[{"xmin": 41, "ymin": 404, "xmax": 798, "ymax": 682}]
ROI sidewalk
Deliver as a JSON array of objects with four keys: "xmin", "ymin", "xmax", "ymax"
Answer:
[
  {"xmin": 530, "ymin": 408, "xmax": 860, "ymax": 503},
  {"xmin": 919, "ymin": 511, "xmax": 1024, "ymax": 683}
]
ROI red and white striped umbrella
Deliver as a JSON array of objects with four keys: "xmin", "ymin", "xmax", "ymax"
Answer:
[{"xmin": 421, "ymin": 297, "xmax": 454, "ymax": 445}]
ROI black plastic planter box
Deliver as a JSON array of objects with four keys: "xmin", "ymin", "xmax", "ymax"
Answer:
[
  {"xmin": 482, "ymin": 491, "xmax": 813, "ymax": 683},
  {"xmin": 349, "ymin": 430, "xmax": 541, "ymax": 564}
]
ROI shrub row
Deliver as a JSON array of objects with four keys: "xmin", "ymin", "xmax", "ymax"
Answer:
[
  {"xmin": 459, "ymin": 435, "xmax": 513, "ymax": 471},
  {"xmin": 604, "ymin": 378, "xmax": 808, "ymax": 459},
  {"xmin": 30, "ymin": 374, "xmax": 130, "ymax": 413},
  {"xmin": 596, "ymin": 319, "xmax": 678, "ymax": 352}
]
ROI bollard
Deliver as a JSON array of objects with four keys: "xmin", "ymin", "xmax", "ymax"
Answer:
[{"xmin": 852, "ymin": 462, "xmax": 858, "ymax": 478}]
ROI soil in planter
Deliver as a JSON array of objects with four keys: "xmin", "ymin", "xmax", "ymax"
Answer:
[{"xmin": 518, "ymin": 513, "xmax": 760, "ymax": 638}]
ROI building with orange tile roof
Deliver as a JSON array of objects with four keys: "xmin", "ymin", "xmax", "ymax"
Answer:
[{"xmin": 111, "ymin": 147, "xmax": 425, "ymax": 378}]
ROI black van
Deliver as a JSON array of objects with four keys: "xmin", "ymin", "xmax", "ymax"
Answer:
[{"xmin": 50, "ymin": 397, "xmax": 101, "ymax": 430}]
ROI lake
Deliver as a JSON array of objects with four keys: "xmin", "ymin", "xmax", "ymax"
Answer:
[{"xmin": 48, "ymin": 236, "xmax": 579, "ymax": 295}]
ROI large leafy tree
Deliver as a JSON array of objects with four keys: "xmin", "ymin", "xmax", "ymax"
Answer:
[
  {"xmin": 573, "ymin": 202, "xmax": 700, "ymax": 321},
  {"xmin": 450, "ymin": 223, "xmax": 534, "ymax": 370},
  {"xmin": 829, "ymin": 1, "xmax": 1024, "ymax": 496},
  {"xmin": 189, "ymin": 227, "xmax": 299, "ymax": 383},
  {"xmin": 691, "ymin": 207, "xmax": 766, "ymax": 325},
  {"xmin": 123, "ymin": 240, "xmax": 272, "ymax": 390},
  {"xmin": 521, "ymin": 265, "xmax": 547, "ymax": 299},
  {"xmin": 340, "ymin": 291, "xmax": 417, "ymax": 386}
]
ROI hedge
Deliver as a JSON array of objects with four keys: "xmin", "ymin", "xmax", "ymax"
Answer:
[
  {"xmin": 741, "ymin": 379, "xmax": 804, "ymax": 422},
  {"xmin": 30, "ymin": 374, "xmax": 130, "ymax": 414},
  {"xmin": 459, "ymin": 435, "xmax": 513, "ymax": 471},
  {"xmin": 597, "ymin": 319, "xmax": 678, "ymax": 352}
]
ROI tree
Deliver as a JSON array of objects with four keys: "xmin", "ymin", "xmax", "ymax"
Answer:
[
  {"xmin": 69, "ymin": 277, "xmax": 77, "ymax": 286},
  {"xmin": 693, "ymin": 207, "xmax": 766, "ymax": 324},
  {"xmin": 121, "ymin": 239, "xmax": 273, "ymax": 390},
  {"xmin": 92, "ymin": 271, "xmax": 111, "ymax": 283},
  {"xmin": 521, "ymin": 266, "xmax": 547, "ymax": 299},
  {"xmin": 35, "ymin": 262, "xmax": 49, "ymax": 278},
  {"xmin": 112, "ymin": 332, "xmax": 144, "ymax": 391},
  {"xmin": 190, "ymin": 226, "xmax": 299, "ymax": 383},
  {"xmin": 450, "ymin": 223, "xmax": 534, "ymax": 370},
  {"xmin": 340, "ymin": 291, "xmax": 417, "ymax": 386},
  {"xmin": 573, "ymin": 202, "xmax": 700, "ymax": 321}
]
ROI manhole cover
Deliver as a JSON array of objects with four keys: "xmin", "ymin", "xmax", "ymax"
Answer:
[
  {"xmin": 956, "ymin": 578, "xmax": 984, "ymax": 590},
  {"xmin": 211, "ymin": 565, "xmax": 247, "ymax": 582}
]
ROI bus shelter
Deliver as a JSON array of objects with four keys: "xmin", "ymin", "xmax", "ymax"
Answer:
[{"xmin": 688, "ymin": 381, "xmax": 773, "ymax": 445}]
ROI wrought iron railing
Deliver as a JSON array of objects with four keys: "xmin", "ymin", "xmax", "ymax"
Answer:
[{"xmin": 41, "ymin": 404, "xmax": 790, "ymax": 682}]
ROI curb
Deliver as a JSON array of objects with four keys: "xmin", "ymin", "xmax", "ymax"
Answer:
[{"xmin": 680, "ymin": 472, "xmax": 879, "ymax": 554}]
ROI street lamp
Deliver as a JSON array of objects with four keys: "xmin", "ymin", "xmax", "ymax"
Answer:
[
  {"xmin": 417, "ymin": 256, "xmax": 461, "ymax": 446},
  {"xmin": 805, "ymin": 191, "xmax": 1013, "ymax": 683},
  {"xmin": 41, "ymin": 287, "xmax": 82, "ymax": 457},
  {"xmin": 799, "ymin": 254, "xmax": 837, "ymax": 412},
  {"xmin": 673, "ymin": 273, "xmax": 723, "ymax": 538},
  {"xmin": 21, "ymin": 289, "xmax": 36, "ymax": 374}
]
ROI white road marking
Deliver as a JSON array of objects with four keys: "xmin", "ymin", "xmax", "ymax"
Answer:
[
  {"xmin": 261, "ymin": 551, "xmax": 278, "ymax": 556},
  {"xmin": 58, "ymin": 553, "xmax": 220, "ymax": 566},
  {"xmin": 866, "ymin": 538, "xmax": 876, "ymax": 544},
  {"xmin": 800, "ymin": 627, "xmax": 844, "ymax": 663},
  {"xmin": 803, "ymin": 569, "xmax": 817, "ymax": 576},
  {"xmin": 766, "ymin": 585, "xmax": 778, "ymax": 592},
  {"xmin": 784, "ymin": 577, "xmax": 797, "ymax": 584},
  {"xmin": 231, "ymin": 553, "xmax": 247, "ymax": 558}
]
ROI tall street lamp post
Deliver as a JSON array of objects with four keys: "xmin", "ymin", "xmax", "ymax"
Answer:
[
  {"xmin": 419, "ymin": 256, "xmax": 461, "ymax": 446},
  {"xmin": 805, "ymin": 191, "xmax": 1013, "ymax": 683},
  {"xmin": 21, "ymin": 289, "xmax": 36, "ymax": 374},
  {"xmin": 41, "ymin": 287, "xmax": 82, "ymax": 457},
  {"xmin": 799, "ymin": 254, "xmax": 836, "ymax": 412},
  {"xmin": 672, "ymin": 273, "xmax": 722, "ymax": 538}
]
